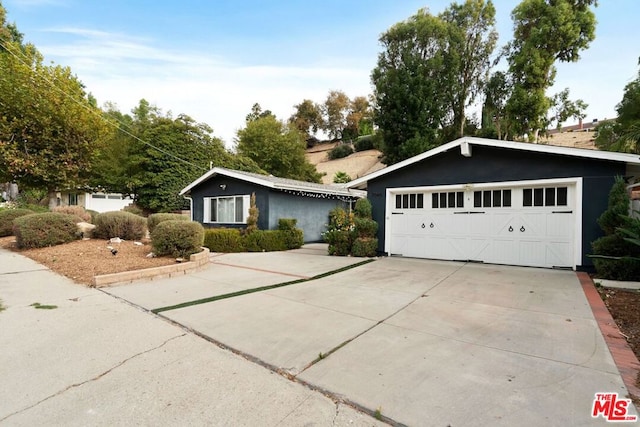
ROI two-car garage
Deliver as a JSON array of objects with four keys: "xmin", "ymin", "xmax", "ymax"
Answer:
[
  {"xmin": 347, "ymin": 137, "xmax": 640, "ymax": 271},
  {"xmin": 387, "ymin": 178, "xmax": 578, "ymax": 268}
]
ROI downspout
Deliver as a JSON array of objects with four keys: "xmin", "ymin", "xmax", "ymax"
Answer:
[{"xmin": 184, "ymin": 195, "xmax": 194, "ymax": 221}]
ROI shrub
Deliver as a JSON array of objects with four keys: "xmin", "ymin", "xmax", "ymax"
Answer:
[
  {"xmin": 281, "ymin": 229, "xmax": 304, "ymax": 249},
  {"xmin": 354, "ymin": 217, "xmax": 378, "ymax": 238},
  {"xmin": 151, "ymin": 220, "xmax": 204, "ymax": 258},
  {"xmin": 328, "ymin": 144, "xmax": 354, "ymax": 160},
  {"xmin": 326, "ymin": 230, "xmax": 352, "ymax": 256},
  {"xmin": 0, "ymin": 208, "xmax": 34, "ymax": 237},
  {"xmin": 591, "ymin": 177, "xmax": 640, "ymax": 279},
  {"xmin": 354, "ymin": 135, "xmax": 374, "ymax": 152},
  {"xmin": 122, "ymin": 204, "xmax": 145, "ymax": 216},
  {"xmin": 203, "ymin": 228, "xmax": 245, "ymax": 252},
  {"xmin": 148, "ymin": 213, "xmax": 189, "ymax": 233},
  {"xmin": 86, "ymin": 209, "xmax": 99, "ymax": 224},
  {"xmin": 246, "ymin": 193, "xmax": 259, "ymax": 234},
  {"xmin": 278, "ymin": 218, "xmax": 297, "ymax": 231},
  {"xmin": 244, "ymin": 230, "xmax": 288, "ymax": 252},
  {"xmin": 93, "ymin": 211, "xmax": 147, "ymax": 240},
  {"xmin": 352, "ymin": 237, "xmax": 378, "ymax": 257},
  {"xmin": 354, "ymin": 198, "xmax": 373, "ymax": 219},
  {"xmin": 333, "ymin": 171, "xmax": 352, "ymax": 184},
  {"xmin": 52, "ymin": 205, "xmax": 92, "ymax": 223},
  {"xmin": 13, "ymin": 212, "xmax": 78, "ymax": 249}
]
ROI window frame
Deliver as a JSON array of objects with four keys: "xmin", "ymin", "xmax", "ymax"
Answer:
[{"xmin": 204, "ymin": 195, "xmax": 250, "ymax": 224}]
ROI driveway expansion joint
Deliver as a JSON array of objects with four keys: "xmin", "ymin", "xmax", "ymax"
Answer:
[{"xmin": 0, "ymin": 333, "xmax": 185, "ymax": 423}]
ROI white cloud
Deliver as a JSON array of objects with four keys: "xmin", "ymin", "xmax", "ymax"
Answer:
[{"xmin": 37, "ymin": 27, "xmax": 373, "ymax": 146}]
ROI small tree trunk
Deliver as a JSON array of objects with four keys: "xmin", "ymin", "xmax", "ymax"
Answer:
[{"xmin": 48, "ymin": 190, "xmax": 59, "ymax": 210}]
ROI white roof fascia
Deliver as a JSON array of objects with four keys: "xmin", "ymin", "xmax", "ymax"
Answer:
[
  {"xmin": 181, "ymin": 167, "xmax": 364, "ymax": 198},
  {"xmin": 346, "ymin": 136, "xmax": 640, "ymax": 189}
]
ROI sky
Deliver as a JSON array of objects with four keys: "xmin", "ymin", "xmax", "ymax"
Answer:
[{"xmin": 2, "ymin": 0, "xmax": 639, "ymax": 147}]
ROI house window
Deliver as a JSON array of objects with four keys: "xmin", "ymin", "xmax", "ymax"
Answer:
[
  {"xmin": 523, "ymin": 187, "xmax": 568, "ymax": 207},
  {"xmin": 204, "ymin": 195, "xmax": 250, "ymax": 223},
  {"xmin": 107, "ymin": 194, "xmax": 122, "ymax": 200},
  {"xmin": 473, "ymin": 190, "xmax": 512, "ymax": 208},
  {"xmin": 91, "ymin": 193, "xmax": 106, "ymax": 199},
  {"xmin": 68, "ymin": 193, "xmax": 78, "ymax": 206},
  {"xmin": 395, "ymin": 193, "xmax": 424, "ymax": 209},
  {"xmin": 431, "ymin": 191, "xmax": 463, "ymax": 208}
]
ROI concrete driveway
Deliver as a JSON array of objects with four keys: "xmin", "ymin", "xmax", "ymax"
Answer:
[
  {"xmin": 4, "ymin": 244, "xmax": 637, "ymax": 426},
  {"xmin": 106, "ymin": 247, "xmax": 637, "ymax": 426}
]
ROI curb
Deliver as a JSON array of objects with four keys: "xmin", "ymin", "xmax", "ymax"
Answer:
[
  {"xmin": 92, "ymin": 247, "xmax": 210, "ymax": 287},
  {"xmin": 578, "ymin": 271, "xmax": 640, "ymax": 398}
]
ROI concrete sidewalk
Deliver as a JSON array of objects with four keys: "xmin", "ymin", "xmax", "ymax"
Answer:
[{"xmin": 0, "ymin": 248, "xmax": 384, "ymax": 426}]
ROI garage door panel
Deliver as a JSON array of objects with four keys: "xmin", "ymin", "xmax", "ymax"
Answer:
[{"xmin": 389, "ymin": 183, "xmax": 576, "ymax": 268}]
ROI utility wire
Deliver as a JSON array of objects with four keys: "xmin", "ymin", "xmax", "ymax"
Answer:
[{"xmin": 0, "ymin": 39, "xmax": 208, "ymax": 171}]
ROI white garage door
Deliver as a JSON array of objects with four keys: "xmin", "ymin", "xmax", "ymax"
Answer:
[{"xmin": 388, "ymin": 180, "xmax": 578, "ymax": 268}]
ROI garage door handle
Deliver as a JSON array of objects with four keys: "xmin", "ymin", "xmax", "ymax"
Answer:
[
  {"xmin": 391, "ymin": 212, "xmax": 404, "ymax": 215},
  {"xmin": 552, "ymin": 210, "xmax": 573, "ymax": 214},
  {"xmin": 469, "ymin": 211, "xmax": 485, "ymax": 214}
]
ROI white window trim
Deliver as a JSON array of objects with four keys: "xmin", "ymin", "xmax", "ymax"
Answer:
[{"xmin": 203, "ymin": 195, "xmax": 250, "ymax": 224}]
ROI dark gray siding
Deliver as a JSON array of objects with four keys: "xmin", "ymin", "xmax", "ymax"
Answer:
[
  {"xmin": 368, "ymin": 145, "xmax": 625, "ymax": 267},
  {"xmin": 268, "ymin": 191, "xmax": 349, "ymax": 242},
  {"xmin": 188, "ymin": 176, "xmax": 270, "ymax": 230}
]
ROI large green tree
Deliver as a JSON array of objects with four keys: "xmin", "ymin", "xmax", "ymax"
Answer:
[
  {"xmin": 236, "ymin": 114, "xmax": 321, "ymax": 183},
  {"xmin": 289, "ymin": 99, "xmax": 323, "ymax": 139},
  {"xmin": 372, "ymin": 1, "xmax": 498, "ymax": 164},
  {"xmin": 0, "ymin": 33, "xmax": 106, "ymax": 208},
  {"xmin": 595, "ymin": 59, "xmax": 640, "ymax": 153},
  {"xmin": 93, "ymin": 100, "xmax": 263, "ymax": 212},
  {"xmin": 505, "ymin": 0, "xmax": 596, "ymax": 142}
]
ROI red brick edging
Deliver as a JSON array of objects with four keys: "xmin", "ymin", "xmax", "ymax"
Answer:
[{"xmin": 578, "ymin": 271, "xmax": 640, "ymax": 398}]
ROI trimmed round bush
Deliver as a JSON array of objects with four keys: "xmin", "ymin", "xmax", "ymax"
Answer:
[
  {"xmin": 354, "ymin": 217, "xmax": 378, "ymax": 238},
  {"xmin": 0, "ymin": 208, "xmax": 34, "ymax": 237},
  {"xmin": 148, "ymin": 213, "xmax": 189, "ymax": 233},
  {"xmin": 328, "ymin": 144, "xmax": 354, "ymax": 160},
  {"xmin": 244, "ymin": 230, "xmax": 287, "ymax": 252},
  {"xmin": 352, "ymin": 237, "xmax": 378, "ymax": 257},
  {"xmin": 354, "ymin": 135, "xmax": 374, "ymax": 152},
  {"xmin": 52, "ymin": 205, "xmax": 92, "ymax": 223},
  {"xmin": 151, "ymin": 220, "xmax": 204, "ymax": 258},
  {"xmin": 94, "ymin": 211, "xmax": 147, "ymax": 240},
  {"xmin": 278, "ymin": 218, "xmax": 297, "ymax": 231},
  {"xmin": 13, "ymin": 212, "xmax": 78, "ymax": 248},
  {"xmin": 326, "ymin": 229, "xmax": 352, "ymax": 256},
  {"xmin": 354, "ymin": 198, "xmax": 372, "ymax": 218}
]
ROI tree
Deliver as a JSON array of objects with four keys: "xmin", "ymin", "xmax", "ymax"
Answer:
[
  {"xmin": 480, "ymin": 71, "xmax": 512, "ymax": 139},
  {"xmin": 245, "ymin": 103, "xmax": 274, "ymax": 123},
  {"xmin": 596, "ymin": 59, "xmax": 640, "ymax": 153},
  {"xmin": 236, "ymin": 115, "xmax": 321, "ymax": 183},
  {"xmin": 505, "ymin": 0, "xmax": 596, "ymax": 142},
  {"xmin": 440, "ymin": 0, "xmax": 498, "ymax": 137},
  {"xmin": 0, "ymin": 40, "xmax": 107, "ymax": 208},
  {"xmin": 372, "ymin": 1, "xmax": 498, "ymax": 165},
  {"xmin": 549, "ymin": 88, "xmax": 587, "ymax": 130},
  {"xmin": 345, "ymin": 96, "xmax": 373, "ymax": 140},
  {"xmin": 322, "ymin": 90, "xmax": 350, "ymax": 140},
  {"xmin": 0, "ymin": 2, "xmax": 23, "ymax": 51},
  {"xmin": 289, "ymin": 99, "xmax": 323, "ymax": 139}
]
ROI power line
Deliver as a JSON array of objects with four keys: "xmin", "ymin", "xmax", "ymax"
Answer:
[{"xmin": 0, "ymin": 39, "xmax": 208, "ymax": 172}]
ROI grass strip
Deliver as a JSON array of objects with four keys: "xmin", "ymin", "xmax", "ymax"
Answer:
[{"xmin": 152, "ymin": 258, "xmax": 375, "ymax": 314}]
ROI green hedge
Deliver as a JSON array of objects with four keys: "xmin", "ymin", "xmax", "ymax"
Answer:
[
  {"xmin": 94, "ymin": 211, "xmax": 147, "ymax": 240},
  {"xmin": 244, "ymin": 230, "xmax": 288, "ymax": 252},
  {"xmin": 13, "ymin": 212, "xmax": 79, "ymax": 249},
  {"xmin": 204, "ymin": 229, "xmax": 245, "ymax": 253},
  {"xmin": 203, "ymin": 226, "xmax": 304, "ymax": 253},
  {"xmin": 354, "ymin": 217, "xmax": 377, "ymax": 238},
  {"xmin": 148, "ymin": 213, "xmax": 189, "ymax": 233},
  {"xmin": 151, "ymin": 220, "xmax": 204, "ymax": 258},
  {"xmin": 0, "ymin": 209, "xmax": 34, "ymax": 237}
]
